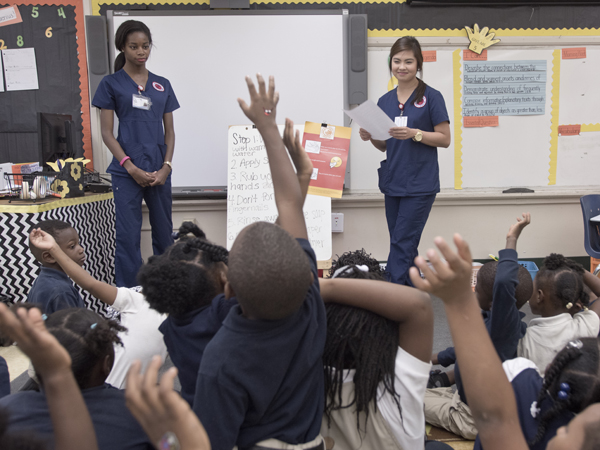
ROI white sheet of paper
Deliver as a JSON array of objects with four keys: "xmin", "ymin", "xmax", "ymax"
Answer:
[
  {"xmin": 2, "ymin": 48, "xmax": 39, "ymax": 91},
  {"xmin": 344, "ymin": 100, "xmax": 396, "ymax": 140}
]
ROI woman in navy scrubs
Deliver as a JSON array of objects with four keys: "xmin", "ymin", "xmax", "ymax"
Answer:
[
  {"xmin": 360, "ymin": 37, "xmax": 450, "ymax": 285},
  {"xmin": 93, "ymin": 20, "xmax": 180, "ymax": 287}
]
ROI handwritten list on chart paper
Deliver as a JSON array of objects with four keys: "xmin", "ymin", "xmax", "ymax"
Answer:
[
  {"xmin": 462, "ymin": 60, "xmax": 547, "ymax": 117},
  {"xmin": 226, "ymin": 125, "xmax": 332, "ymax": 261}
]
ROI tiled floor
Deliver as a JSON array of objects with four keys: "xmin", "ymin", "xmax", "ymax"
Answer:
[{"xmin": 1, "ymin": 345, "xmax": 29, "ymax": 382}]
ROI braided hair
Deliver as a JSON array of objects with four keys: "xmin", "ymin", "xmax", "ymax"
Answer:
[
  {"xmin": 530, "ymin": 337, "xmax": 600, "ymax": 446},
  {"xmin": 324, "ymin": 250, "xmax": 401, "ymax": 432},
  {"xmin": 45, "ymin": 308, "xmax": 125, "ymax": 390},
  {"xmin": 137, "ymin": 222, "xmax": 229, "ymax": 316},
  {"xmin": 537, "ymin": 254, "xmax": 589, "ymax": 310}
]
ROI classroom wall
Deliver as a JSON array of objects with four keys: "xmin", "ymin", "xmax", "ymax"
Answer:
[{"xmin": 83, "ymin": 0, "xmax": 599, "ymax": 263}]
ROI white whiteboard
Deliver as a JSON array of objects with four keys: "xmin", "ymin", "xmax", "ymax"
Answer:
[
  {"xmin": 109, "ymin": 11, "xmax": 347, "ymax": 190},
  {"xmin": 227, "ymin": 125, "xmax": 332, "ymax": 261}
]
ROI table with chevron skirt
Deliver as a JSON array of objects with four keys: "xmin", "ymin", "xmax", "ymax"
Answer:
[{"xmin": 0, "ymin": 193, "xmax": 117, "ymax": 318}]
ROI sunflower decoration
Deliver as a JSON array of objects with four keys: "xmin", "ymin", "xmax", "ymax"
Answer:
[
  {"xmin": 70, "ymin": 162, "xmax": 82, "ymax": 181},
  {"xmin": 51, "ymin": 179, "xmax": 70, "ymax": 198}
]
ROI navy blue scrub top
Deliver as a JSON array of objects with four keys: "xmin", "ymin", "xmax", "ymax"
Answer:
[
  {"xmin": 377, "ymin": 84, "xmax": 449, "ymax": 197},
  {"xmin": 92, "ymin": 70, "xmax": 180, "ymax": 176}
]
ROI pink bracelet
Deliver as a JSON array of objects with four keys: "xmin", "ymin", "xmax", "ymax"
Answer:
[{"xmin": 119, "ymin": 156, "xmax": 131, "ymax": 166}]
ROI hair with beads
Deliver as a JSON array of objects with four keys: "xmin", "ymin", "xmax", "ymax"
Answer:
[
  {"xmin": 536, "ymin": 254, "xmax": 589, "ymax": 310},
  {"xmin": 323, "ymin": 249, "xmax": 401, "ymax": 431},
  {"xmin": 45, "ymin": 308, "xmax": 125, "ymax": 390},
  {"xmin": 388, "ymin": 36, "xmax": 427, "ymax": 105},
  {"xmin": 114, "ymin": 20, "xmax": 152, "ymax": 72},
  {"xmin": 137, "ymin": 222, "xmax": 229, "ymax": 316},
  {"xmin": 530, "ymin": 337, "xmax": 600, "ymax": 446}
]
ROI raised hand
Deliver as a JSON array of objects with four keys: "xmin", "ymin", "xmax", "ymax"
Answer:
[
  {"xmin": 237, "ymin": 74, "xmax": 279, "ymax": 128},
  {"xmin": 283, "ymin": 118, "xmax": 313, "ymax": 179},
  {"xmin": 409, "ymin": 234, "xmax": 474, "ymax": 305},
  {"xmin": 126, "ymin": 357, "xmax": 210, "ymax": 450},
  {"xmin": 29, "ymin": 228, "xmax": 58, "ymax": 252},
  {"xmin": 506, "ymin": 213, "xmax": 530, "ymax": 249}
]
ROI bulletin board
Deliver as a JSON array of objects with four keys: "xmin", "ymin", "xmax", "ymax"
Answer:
[
  {"xmin": 0, "ymin": 0, "xmax": 91, "ymax": 166},
  {"xmin": 349, "ymin": 30, "xmax": 600, "ymax": 191}
]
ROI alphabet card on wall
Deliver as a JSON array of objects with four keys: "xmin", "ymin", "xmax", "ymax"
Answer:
[{"xmin": 227, "ymin": 125, "xmax": 332, "ymax": 261}]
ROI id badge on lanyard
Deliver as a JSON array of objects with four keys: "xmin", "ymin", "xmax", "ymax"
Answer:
[
  {"xmin": 395, "ymin": 102, "xmax": 407, "ymax": 127},
  {"xmin": 132, "ymin": 84, "xmax": 152, "ymax": 110}
]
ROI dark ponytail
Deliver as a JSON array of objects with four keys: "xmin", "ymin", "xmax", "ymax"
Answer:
[
  {"xmin": 537, "ymin": 253, "xmax": 589, "ymax": 310},
  {"xmin": 530, "ymin": 337, "xmax": 600, "ymax": 445},
  {"xmin": 388, "ymin": 36, "xmax": 427, "ymax": 105},
  {"xmin": 45, "ymin": 308, "xmax": 125, "ymax": 390},
  {"xmin": 138, "ymin": 222, "xmax": 229, "ymax": 316},
  {"xmin": 113, "ymin": 20, "xmax": 152, "ymax": 72}
]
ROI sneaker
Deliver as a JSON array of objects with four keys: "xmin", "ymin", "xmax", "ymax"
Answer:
[{"xmin": 427, "ymin": 369, "xmax": 451, "ymax": 389}]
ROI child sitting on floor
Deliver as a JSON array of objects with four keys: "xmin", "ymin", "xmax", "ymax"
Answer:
[
  {"xmin": 411, "ymin": 234, "xmax": 600, "ymax": 450},
  {"xmin": 0, "ymin": 308, "xmax": 153, "ymax": 449},
  {"xmin": 425, "ymin": 213, "xmax": 533, "ymax": 440},
  {"xmin": 27, "ymin": 220, "xmax": 86, "ymax": 314},
  {"xmin": 192, "ymin": 75, "xmax": 326, "ymax": 450},
  {"xmin": 136, "ymin": 221, "xmax": 232, "ymax": 405},
  {"xmin": 28, "ymin": 227, "xmax": 167, "ymax": 389},
  {"xmin": 519, "ymin": 253, "xmax": 599, "ymax": 374},
  {"xmin": 319, "ymin": 249, "xmax": 434, "ymax": 450}
]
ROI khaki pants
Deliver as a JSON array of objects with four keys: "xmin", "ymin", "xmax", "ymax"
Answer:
[{"xmin": 424, "ymin": 387, "xmax": 478, "ymax": 440}]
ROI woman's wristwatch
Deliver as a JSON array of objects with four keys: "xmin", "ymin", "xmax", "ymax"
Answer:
[
  {"xmin": 163, "ymin": 161, "xmax": 173, "ymax": 171},
  {"xmin": 412, "ymin": 130, "xmax": 423, "ymax": 142}
]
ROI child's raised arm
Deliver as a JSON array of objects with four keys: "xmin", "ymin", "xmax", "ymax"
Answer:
[
  {"xmin": 0, "ymin": 304, "xmax": 98, "ymax": 450},
  {"xmin": 238, "ymin": 75, "xmax": 307, "ymax": 240},
  {"xmin": 29, "ymin": 228, "xmax": 118, "ymax": 305},
  {"xmin": 409, "ymin": 235, "xmax": 528, "ymax": 450},
  {"xmin": 319, "ymin": 278, "xmax": 433, "ymax": 363},
  {"xmin": 505, "ymin": 212, "xmax": 530, "ymax": 251},
  {"xmin": 126, "ymin": 356, "xmax": 210, "ymax": 450},
  {"xmin": 282, "ymin": 118, "xmax": 313, "ymax": 205}
]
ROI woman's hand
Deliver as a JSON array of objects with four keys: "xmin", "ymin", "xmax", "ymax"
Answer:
[
  {"xmin": 125, "ymin": 161, "xmax": 156, "ymax": 187},
  {"xmin": 389, "ymin": 127, "xmax": 417, "ymax": 140},
  {"xmin": 358, "ymin": 128, "xmax": 372, "ymax": 141},
  {"xmin": 150, "ymin": 166, "xmax": 171, "ymax": 187}
]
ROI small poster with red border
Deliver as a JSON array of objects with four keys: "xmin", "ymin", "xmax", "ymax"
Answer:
[{"xmin": 303, "ymin": 121, "xmax": 350, "ymax": 199}]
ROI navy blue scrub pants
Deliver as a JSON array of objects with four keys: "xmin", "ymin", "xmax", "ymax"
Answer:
[
  {"xmin": 384, "ymin": 194, "xmax": 436, "ymax": 285},
  {"xmin": 112, "ymin": 173, "xmax": 174, "ymax": 287}
]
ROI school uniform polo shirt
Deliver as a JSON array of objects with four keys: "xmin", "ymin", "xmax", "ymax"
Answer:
[
  {"xmin": 473, "ymin": 358, "xmax": 572, "ymax": 450},
  {"xmin": 0, "ymin": 383, "xmax": 153, "ymax": 450},
  {"xmin": 159, "ymin": 294, "xmax": 237, "ymax": 405},
  {"xmin": 377, "ymin": 85, "xmax": 449, "ymax": 196},
  {"xmin": 27, "ymin": 267, "xmax": 85, "ymax": 314},
  {"xmin": 193, "ymin": 239, "xmax": 326, "ymax": 450},
  {"xmin": 92, "ymin": 69, "xmax": 180, "ymax": 175}
]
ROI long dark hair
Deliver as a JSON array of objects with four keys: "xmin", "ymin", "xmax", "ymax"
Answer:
[
  {"xmin": 114, "ymin": 20, "xmax": 152, "ymax": 72},
  {"xmin": 388, "ymin": 36, "xmax": 427, "ymax": 105},
  {"xmin": 323, "ymin": 250, "xmax": 401, "ymax": 431}
]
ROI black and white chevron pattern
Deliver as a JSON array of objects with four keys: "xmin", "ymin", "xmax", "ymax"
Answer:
[{"xmin": 0, "ymin": 197, "xmax": 117, "ymax": 318}]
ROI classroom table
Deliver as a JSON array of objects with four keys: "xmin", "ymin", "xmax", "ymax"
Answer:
[{"xmin": 0, "ymin": 193, "xmax": 117, "ymax": 317}]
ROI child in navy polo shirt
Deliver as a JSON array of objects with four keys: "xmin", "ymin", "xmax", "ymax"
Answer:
[
  {"xmin": 192, "ymin": 75, "xmax": 326, "ymax": 450},
  {"xmin": 27, "ymin": 220, "xmax": 86, "ymax": 314}
]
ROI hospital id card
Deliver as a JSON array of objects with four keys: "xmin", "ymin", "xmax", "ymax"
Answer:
[
  {"xmin": 132, "ymin": 94, "xmax": 152, "ymax": 110},
  {"xmin": 395, "ymin": 116, "xmax": 408, "ymax": 127}
]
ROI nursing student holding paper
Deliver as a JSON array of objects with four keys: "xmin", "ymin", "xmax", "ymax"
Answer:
[{"xmin": 360, "ymin": 37, "xmax": 450, "ymax": 285}]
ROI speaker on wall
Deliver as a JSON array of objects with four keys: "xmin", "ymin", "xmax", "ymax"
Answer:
[
  {"xmin": 85, "ymin": 15, "xmax": 110, "ymax": 100},
  {"xmin": 348, "ymin": 14, "xmax": 367, "ymax": 105}
]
